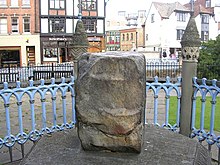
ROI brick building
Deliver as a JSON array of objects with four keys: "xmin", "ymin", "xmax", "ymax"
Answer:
[
  {"xmin": 0, "ymin": 0, "xmax": 40, "ymax": 66},
  {"xmin": 119, "ymin": 27, "xmax": 144, "ymax": 51},
  {"xmin": 0, "ymin": 0, "xmax": 107, "ymax": 65},
  {"xmin": 105, "ymin": 29, "xmax": 120, "ymax": 51}
]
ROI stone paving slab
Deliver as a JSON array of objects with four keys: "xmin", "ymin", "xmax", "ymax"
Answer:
[{"xmin": 20, "ymin": 125, "xmax": 211, "ymax": 165}]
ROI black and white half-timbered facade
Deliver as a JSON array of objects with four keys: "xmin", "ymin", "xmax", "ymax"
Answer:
[{"xmin": 40, "ymin": 0, "xmax": 106, "ymax": 63}]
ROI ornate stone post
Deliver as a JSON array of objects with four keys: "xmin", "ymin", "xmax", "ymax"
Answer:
[
  {"xmin": 69, "ymin": 13, "xmax": 89, "ymax": 80},
  {"xmin": 180, "ymin": 16, "xmax": 200, "ymax": 137}
]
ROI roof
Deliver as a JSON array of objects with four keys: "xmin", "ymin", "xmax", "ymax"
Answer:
[
  {"xmin": 153, "ymin": 2, "xmax": 190, "ymax": 19},
  {"xmin": 184, "ymin": 1, "xmax": 214, "ymax": 17}
]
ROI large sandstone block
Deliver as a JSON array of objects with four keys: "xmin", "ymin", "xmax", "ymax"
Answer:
[{"xmin": 76, "ymin": 52, "xmax": 146, "ymax": 153}]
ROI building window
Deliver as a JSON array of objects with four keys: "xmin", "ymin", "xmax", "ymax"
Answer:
[
  {"xmin": 177, "ymin": 12, "xmax": 186, "ymax": 22},
  {"xmin": 50, "ymin": 18, "xmax": 65, "ymax": 33},
  {"xmin": 107, "ymin": 21, "xmax": 110, "ymax": 27},
  {"xmin": 151, "ymin": 14, "xmax": 154, "ymax": 23},
  {"xmin": 43, "ymin": 48, "xmax": 58, "ymax": 60},
  {"xmin": 110, "ymin": 31, "xmax": 114, "ymax": 36},
  {"xmin": 0, "ymin": 0, "xmax": 6, "ymax": 6},
  {"xmin": 11, "ymin": 18, "xmax": 19, "ymax": 33},
  {"xmin": 177, "ymin": 29, "xmax": 184, "ymax": 40},
  {"xmin": 50, "ymin": 0, "xmax": 65, "ymax": 9},
  {"xmin": 115, "ymin": 36, "xmax": 120, "ymax": 44},
  {"xmin": 82, "ymin": 0, "xmax": 96, "ymax": 11},
  {"xmin": 108, "ymin": 36, "xmax": 112, "ymax": 44},
  {"xmin": 82, "ymin": 19, "xmax": 96, "ymax": 33},
  {"xmin": 22, "ymin": 0, "xmax": 30, "ymax": 6},
  {"xmin": 130, "ymin": 33, "xmax": 133, "ymax": 40},
  {"xmin": 201, "ymin": 14, "xmax": 209, "ymax": 24},
  {"xmin": 122, "ymin": 34, "xmax": 125, "ymax": 41},
  {"xmin": 201, "ymin": 31, "xmax": 209, "ymax": 41},
  {"xmin": 0, "ymin": 18, "xmax": 7, "ymax": 33},
  {"xmin": 23, "ymin": 17, "xmax": 30, "ymax": 33},
  {"xmin": 138, "ymin": 10, "xmax": 146, "ymax": 18},
  {"xmin": 126, "ymin": 33, "xmax": 129, "ymax": 41},
  {"xmin": 11, "ymin": 0, "xmax": 18, "ymax": 6},
  {"xmin": 146, "ymin": 34, "xmax": 148, "ymax": 41},
  {"xmin": 118, "ymin": 11, "xmax": 126, "ymax": 17},
  {"xmin": 205, "ymin": 0, "xmax": 211, "ymax": 7}
]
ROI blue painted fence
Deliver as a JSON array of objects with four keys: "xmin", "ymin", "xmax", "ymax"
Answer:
[
  {"xmin": 0, "ymin": 77, "xmax": 75, "ymax": 159},
  {"xmin": 146, "ymin": 76, "xmax": 181, "ymax": 131},
  {"xmin": 0, "ymin": 76, "xmax": 220, "ymax": 163},
  {"xmin": 191, "ymin": 77, "xmax": 220, "ymax": 150}
]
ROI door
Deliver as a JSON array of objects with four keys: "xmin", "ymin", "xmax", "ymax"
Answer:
[{"xmin": 27, "ymin": 46, "xmax": 35, "ymax": 65}]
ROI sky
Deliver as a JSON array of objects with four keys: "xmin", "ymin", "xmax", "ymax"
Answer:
[{"xmin": 106, "ymin": 0, "xmax": 191, "ymax": 18}]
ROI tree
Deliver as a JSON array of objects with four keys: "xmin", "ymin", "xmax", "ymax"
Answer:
[{"xmin": 197, "ymin": 35, "xmax": 220, "ymax": 80}]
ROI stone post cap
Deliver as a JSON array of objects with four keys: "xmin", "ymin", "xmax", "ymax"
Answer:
[
  {"xmin": 181, "ymin": 16, "xmax": 201, "ymax": 61},
  {"xmin": 181, "ymin": 16, "xmax": 200, "ymax": 47},
  {"xmin": 72, "ymin": 19, "xmax": 89, "ymax": 47},
  {"xmin": 69, "ymin": 19, "xmax": 89, "ymax": 61},
  {"xmin": 75, "ymin": 19, "xmax": 86, "ymax": 34}
]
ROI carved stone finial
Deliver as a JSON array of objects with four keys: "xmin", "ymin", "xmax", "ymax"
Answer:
[
  {"xmin": 70, "ymin": 19, "xmax": 89, "ymax": 61},
  {"xmin": 75, "ymin": 19, "xmax": 86, "ymax": 36},
  {"xmin": 181, "ymin": 16, "xmax": 201, "ymax": 61}
]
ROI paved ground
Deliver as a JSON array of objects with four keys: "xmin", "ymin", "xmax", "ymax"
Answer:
[
  {"xmin": 20, "ymin": 125, "xmax": 212, "ymax": 165},
  {"xmin": 0, "ymin": 90, "xmax": 219, "ymax": 164}
]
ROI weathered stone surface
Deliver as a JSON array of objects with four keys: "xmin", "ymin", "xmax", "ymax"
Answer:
[
  {"xmin": 181, "ymin": 16, "xmax": 200, "ymax": 62},
  {"xmin": 69, "ymin": 19, "xmax": 89, "ymax": 61},
  {"xmin": 76, "ymin": 51, "xmax": 146, "ymax": 153},
  {"xmin": 20, "ymin": 125, "xmax": 212, "ymax": 165}
]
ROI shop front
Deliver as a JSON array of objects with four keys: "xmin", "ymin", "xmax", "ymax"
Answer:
[
  {"xmin": 88, "ymin": 36, "xmax": 105, "ymax": 53},
  {"xmin": 41, "ymin": 36, "xmax": 73, "ymax": 64}
]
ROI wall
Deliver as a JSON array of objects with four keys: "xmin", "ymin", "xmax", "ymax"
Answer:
[
  {"xmin": 0, "ymin": 34, "xmax": 41, "ymax": 64},
  {"xmin": 145, "ymin": 4, "xmax": 191, "ymax": 53},
  {"xmin": 0, "ymin": 0, "xmax": 41, "ymax": 65},
  {"xmin": 145, "ymin": 4, "xmax": 162, "ymax": 51}
]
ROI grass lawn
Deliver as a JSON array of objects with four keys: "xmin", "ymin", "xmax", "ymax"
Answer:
[{"xmin": 169, "ymin": 96, "xmax": 220, "ymax": 132}]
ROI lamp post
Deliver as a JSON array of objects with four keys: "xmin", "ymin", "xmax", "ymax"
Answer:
[
  {"xmin": 190, "ymin": 0, "xmax": 194, "ymax": 16},
  {"xmin": 77, "ymin": 0, "xmax": 82, "ymax": 19},
  {"xmin": 104, "ymin": 0, "xmax": 110, "ymax": 51}
]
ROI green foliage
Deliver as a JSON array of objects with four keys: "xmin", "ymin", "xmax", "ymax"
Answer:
[{"xmin": 197, "ymin": 35, "xmax": 220, "ymax": 80}]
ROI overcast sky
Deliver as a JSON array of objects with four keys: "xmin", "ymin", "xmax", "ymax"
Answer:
[{"xmin": 106, "ymin": 0, "xmax": 191, "ymax": 18}]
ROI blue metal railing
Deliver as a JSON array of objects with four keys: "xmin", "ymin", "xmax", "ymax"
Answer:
[
  {"xmin": 1, "ymin": 76, "xmax": 220, "ymax": 163},
  {"xmin": 191, "ymin": 77, "xmax": 220, "ymax": 159},
  {"xmin": 146, "ymin": 76, "xmax": 181, "ymax": 131},
  {"xmin": 0, "ymin": 76, "xmax": 75, "ymax": 162}
]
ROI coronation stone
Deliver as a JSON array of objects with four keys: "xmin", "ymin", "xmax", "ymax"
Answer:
[{"xmin": 76, "ymin": 51, "xmax": 146, "ymax": 153}]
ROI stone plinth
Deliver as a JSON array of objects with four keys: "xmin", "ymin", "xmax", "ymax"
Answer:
[
  {"xmin": 76, "ymin": 52, "xmax": 146, "ymax": 153},
  {"xmin": 20, "ymin": 125, "xmax": 211, "ymax": 165}
]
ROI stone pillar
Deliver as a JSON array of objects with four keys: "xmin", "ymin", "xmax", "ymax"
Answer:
[
  {"xmin": 180, "ymin": 16, "xmax": 201, "ymax": 137},
  {"xmin": 76, "ymin": 52, "xmax": 146, "ymax": 153},
  {"xmin": 70, "ymin": 19, "xmax": 89, "ymax": 80}
]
